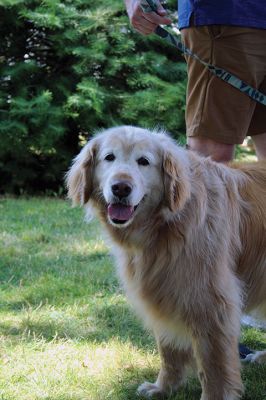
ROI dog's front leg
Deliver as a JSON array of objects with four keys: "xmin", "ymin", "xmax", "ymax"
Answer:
[
  {"xmin": 138, "ymin": 340, "xmax": 192, "ymax": 398},
  {"xmin": 193, "ymin": 333, "xmax": 243, "ymax": 400}
]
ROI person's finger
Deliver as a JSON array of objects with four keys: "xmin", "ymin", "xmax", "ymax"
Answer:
[
  {"xmin": 156, "ymin": 1, "xmax": 169, "ymax": 16},
  {"xmin": 132, "ymin": 2, "xmax": 171, "ymax": 24},
  {"xmin": 132, "ymin": 15, "xmax": 157, "ymax": 30},
  {"xmin": 143, "ymin": 11, "xmax": 172, "ymax": 25},
  {"xmin": 134, "ymin": 18, "xmax": 157, "ymax": 34},
  {"xmin": 131, "ymin": 14, "xmax": 157, "ymax": 32},
  {"xmin": 129, "ymin": 1, "xmax": 172, "ymax": 35},
  {"xmin": 141, "ymin": 0, "xmax": 172, "ymax": 24},
  {"xmin": 131, "ymin": 11, "xmax": 171, "ymax": 32},
  {"xmin": 134, "ymin": 23, "xmax": 156, "ymax": 35}
]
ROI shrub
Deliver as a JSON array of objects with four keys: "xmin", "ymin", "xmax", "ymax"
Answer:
[{"xmin": 0, "ymin": 0, "xmax": 186, "ymax": 193}]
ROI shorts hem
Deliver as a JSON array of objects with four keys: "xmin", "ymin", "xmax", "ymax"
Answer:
[{"xmin": 187, "ymin": 128, "xmax": 244, "ymax": 145}]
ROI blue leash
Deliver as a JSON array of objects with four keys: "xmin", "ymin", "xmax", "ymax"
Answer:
[{"xmin": 140, "ymin": 0, "xmax": 266, "ymax": 106}]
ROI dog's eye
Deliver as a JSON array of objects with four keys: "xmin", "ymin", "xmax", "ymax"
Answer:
[
  {"xmin": 104, "ymin": 153, "xmax": 115, "ymax": 162},
  {"xmin": 137, "ymin": 157, "xmax": 150, "ymax": 166}
]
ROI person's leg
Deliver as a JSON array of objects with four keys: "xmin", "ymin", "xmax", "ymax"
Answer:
[
  {"xmin": 248, "ymin": 77, "xmax": 266, "ymax": 160},
  {"xmin": 252, "ymin": 133, "xmax": 266, "ymax": 160},
  {"xmin": 187, "ymin": 136, "xmax": 235, "ymax": 163},
  {"xmin": 181, "ymin": 26, "xmax": 266, "ymax": 159}
]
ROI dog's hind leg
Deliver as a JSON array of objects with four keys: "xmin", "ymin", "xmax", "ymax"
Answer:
[
  {"xmin": 137, "ymin": 342, "xmax": 192, "ymax": 398},
  {"xmin": 244, "ymin": 350, "xmax": 266, "ymax": 364}
]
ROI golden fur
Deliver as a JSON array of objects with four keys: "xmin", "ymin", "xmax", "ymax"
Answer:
[{"xmin": 66, "ymin": 126, "xmax": 266, "ymax": 400}]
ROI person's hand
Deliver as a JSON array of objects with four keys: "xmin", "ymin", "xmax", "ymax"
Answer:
[{"xmin": 125, "ymin": 0, "xmax": 172, "ymax": 35}]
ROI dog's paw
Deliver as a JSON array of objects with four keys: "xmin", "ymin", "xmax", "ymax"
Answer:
[
  {"xmin": 243, "ymin": 350, "xmax": 266, "ymax": 364},
  {"xmin": 137, "ymin": 382, "xmax": 166, "ymax": 399}
]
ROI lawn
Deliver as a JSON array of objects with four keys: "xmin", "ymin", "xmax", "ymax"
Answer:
[{"xmin": 0, "ymin": 197, "xmax": 265, "ymax": 400}]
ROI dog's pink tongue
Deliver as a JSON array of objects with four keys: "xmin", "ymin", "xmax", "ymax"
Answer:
[{"xmin": 108, "ymin": 204, "xmax": 134, "ymax": 221}]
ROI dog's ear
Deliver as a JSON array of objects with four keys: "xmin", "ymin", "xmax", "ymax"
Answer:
[
  {"xmin": 163, "ymin": 149, "xmax": 191, "ymax": 212},
  {"xmin": 66, "ymin": 141, "xmax": 97, "ymax": 206}
]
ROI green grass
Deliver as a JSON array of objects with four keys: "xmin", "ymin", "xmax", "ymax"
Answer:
[
  {"xmin": 0, "ymin": 197, "xmax": 265, "ymax": 400},
  {"xmin": 236, "ymin": 142, "xmax": 257, "ymax": 162}
]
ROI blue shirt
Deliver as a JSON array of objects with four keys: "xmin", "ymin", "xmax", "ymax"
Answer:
[{"xmin": 178, "ymin": 0, "xmax": 266, "ymax": 30}]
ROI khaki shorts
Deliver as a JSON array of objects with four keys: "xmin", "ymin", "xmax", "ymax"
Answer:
[{"xmin": 181, "ymin": 26, "xmax": 266, "ymax": 144}]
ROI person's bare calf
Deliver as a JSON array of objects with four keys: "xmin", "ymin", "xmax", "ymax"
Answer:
[
  {"xmin": 252, "ymin": 132, "xmax": 266, "ymax": 160},
  {"xmin": 187, "ymin": 137, "xmax": 235, "ymax": 163}
]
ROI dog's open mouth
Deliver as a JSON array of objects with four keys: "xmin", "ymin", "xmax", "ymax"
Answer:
[{"xmin": 107, "ymin": 203, "xmax": 138, "ymax": 225}]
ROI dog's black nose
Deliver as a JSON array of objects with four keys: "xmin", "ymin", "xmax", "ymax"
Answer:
[{"xmin": 111, "ymin": 181, "xmax": 132, "ymax": 199}]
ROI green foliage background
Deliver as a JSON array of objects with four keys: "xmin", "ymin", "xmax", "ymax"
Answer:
[{"xmin": 0, "ymin": 0, "xmax": 187, "ymax": 194}]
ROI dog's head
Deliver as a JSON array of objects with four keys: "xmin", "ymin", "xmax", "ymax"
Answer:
[{"xmin": 66, "ymin": 126, "xmax": 191, "ymax": 228}]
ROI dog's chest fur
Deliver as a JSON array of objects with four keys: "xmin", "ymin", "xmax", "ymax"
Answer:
[{"xmin": 113, "ymin": 243, "xmax": 192, "ymax": 349}]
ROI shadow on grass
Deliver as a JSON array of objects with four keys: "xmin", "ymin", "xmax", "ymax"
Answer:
[
  {"xmin": 0, "ymin": 246, "xmax": 114, "ymax": 306},
  {"xmin": 0, "ymin": 295, "xmax": 155, "ymax": 351},
  {"xmin": 0, "ymin": 249, "xmax": 109, "ymax": 290},
  {"xmin": 0, "ymin": 247, "xmax": 150, "ymax": 347}
]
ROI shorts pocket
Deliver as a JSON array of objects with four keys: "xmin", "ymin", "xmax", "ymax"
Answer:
[{"xmin": 208, "ymin": 25, "xmax": 224, "ymax": 39}]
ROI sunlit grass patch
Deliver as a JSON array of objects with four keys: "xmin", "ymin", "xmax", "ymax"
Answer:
[{"xmin": 0, "ymin": 337, "xmax": 160, "ymax": 400}]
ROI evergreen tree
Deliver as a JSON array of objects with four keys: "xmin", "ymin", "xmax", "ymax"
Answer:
[{"xmin": 0, "ymin": 0, "xmax": 187, "ymax": 193}]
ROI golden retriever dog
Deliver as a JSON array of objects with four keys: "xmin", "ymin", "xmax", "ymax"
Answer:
[{"xmin": 66, "ymin": 126, "xmax": 266, "ymax": 400}]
